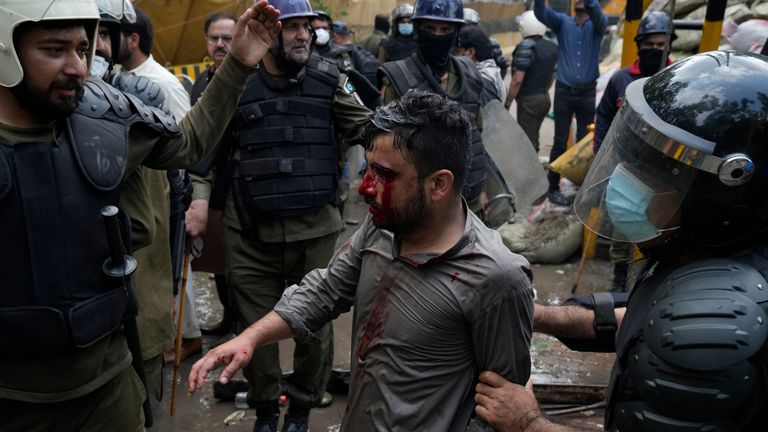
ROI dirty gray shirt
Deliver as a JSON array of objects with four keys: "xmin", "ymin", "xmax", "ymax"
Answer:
[{"xmin": 274, "ymin": 206, "xmax": 534, "ymax": 431}]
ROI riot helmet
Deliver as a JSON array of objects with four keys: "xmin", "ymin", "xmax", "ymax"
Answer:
[
  {"xmin": 463, "ymin": 8, "xmax": 479, "ymax": 25},
  {"xmin": 412, "ymin": 0, "xmax": 464, "ymax": 24},
  {"xmin": 392, "ymin": 3, "xmax": 414, "ymax": 22},
  {"xmin": 518, "ymin": 10, "xmax": 546, "ymax": 38},
  {"xmin": 0, "ymin": 0, "xmax": 101, "ymax": 87},
  {"xmin": 272, "ymin": 0, "xmax": 317, "ymax": 21},
  {"xmin": 269, "ymin": 0, "xmax": 316, "ymax": 70},
  {"xmin": 95, "ymin": 1, "xmax": 135, "ymax": 77},
  {"xmin": 635, "ymin": 11, "xmax": 676, "ymax": 43},
  {"xmin": 312, "ymin": 9, "xmax": 331, "ymax": 25},
  {"xmin": 575, "ymin": 51, "xmax": 768, "ymax": 248}
]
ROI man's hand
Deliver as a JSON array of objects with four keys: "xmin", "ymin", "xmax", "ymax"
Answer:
[
  {"xmin": 228, "ymin": 0, "xmax": 282, "ymax": 67},
  {"xmin": 475, "ymin": 372, "xmax": 542, "ymax": 432},
  {"xmin": 187, "ymin": 332, "xmax": 257, "ymax": 392},
  {"xmin": 185, "ymin": 199, "xmax": 209, "ymax": 240}
]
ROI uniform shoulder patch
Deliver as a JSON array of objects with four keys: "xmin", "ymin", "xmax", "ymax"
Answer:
[{"xmin": 343, "ymin": 77, "xmax": 357, "ymax": 95}]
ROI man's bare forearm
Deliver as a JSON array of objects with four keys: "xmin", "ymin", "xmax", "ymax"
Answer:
[{"xmin": 533, "ymin": 303, "xmax": 625, "ymax": 339}]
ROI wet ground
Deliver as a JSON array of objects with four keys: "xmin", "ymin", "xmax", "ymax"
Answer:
[{"xmin": 155, "ymin": 107, "xmax": 617, "ymax": 431}]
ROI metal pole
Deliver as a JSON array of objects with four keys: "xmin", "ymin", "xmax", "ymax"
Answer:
[
  {"xmin": 699, "ymin": 0, "xmax": 727, "ymax": 52},
  {"xmin": 170, "ymin": 253, "xmax": 192, "ymax": 416}
]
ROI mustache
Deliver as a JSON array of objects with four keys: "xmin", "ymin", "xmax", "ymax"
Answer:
[
  {"xmin": 365, "ymin": 197, "xmax": 380, "ymax": 210},
  {"xmin": 51, "ymin": 78, "xmax": 82, "ymax": 91},
  {"xmin": 214, "ymin": 48, "xmax": 228, "ymax": 55}
]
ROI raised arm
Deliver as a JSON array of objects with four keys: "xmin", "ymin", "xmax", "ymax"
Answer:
[
  {"xmin": 128, "ymin": 1, "xmax": 281, "ymax": 172},
  {"xmin": 533, "ymin": 0, "xmax": 563, "ymax": 33},
  {"xmin": 585, "ymin": 0, "xmax": 607, "ymax": 35}
]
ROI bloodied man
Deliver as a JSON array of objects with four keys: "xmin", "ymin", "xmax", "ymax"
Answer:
[{"xmin": 188, "ymin": 89, "xmax": 534, "ymax": 431}]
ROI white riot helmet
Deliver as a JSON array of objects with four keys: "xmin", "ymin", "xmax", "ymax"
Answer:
[
  {"xmin": 391, "ymin": 3, "xmax": 414, "ymax": 23},
  {"xmin": 0, "ymin": 0, "xmax": 102, "ymax": 87},
  {"xmin": 463, "ymin": 8, "xmax": 480, "ymax": 25},
  {"xmin": 518, "ymin": 10, "xmax": 546, "ymax": 38}
]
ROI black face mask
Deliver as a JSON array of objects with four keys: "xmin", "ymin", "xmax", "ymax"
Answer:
[
  {"xmin": 638, "ymin": 48, "xmax": 665, "ymax": 76},
  {"xmin": 416, "ymin": 27, "xmax": 457, "ymax": 76}
]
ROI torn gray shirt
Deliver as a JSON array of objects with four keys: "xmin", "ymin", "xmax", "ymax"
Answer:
[{"xmin": 274, "ymin": 207, "xmax": 534, "ymax": 431}]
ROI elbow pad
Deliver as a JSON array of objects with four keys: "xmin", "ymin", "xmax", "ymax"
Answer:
[{"xmin": 556, "ymin": 292, "xmax": 629, "ymax": 353}]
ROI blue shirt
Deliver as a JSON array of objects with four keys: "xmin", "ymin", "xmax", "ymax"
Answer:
[{"xmin": 534, "ymin": 0, "xmax": 606, "ymax": 87}]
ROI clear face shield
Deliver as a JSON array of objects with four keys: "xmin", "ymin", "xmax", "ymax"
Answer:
[{"xmin": 574, "ymin": 79, "xmax": 721, "ymax": 243}]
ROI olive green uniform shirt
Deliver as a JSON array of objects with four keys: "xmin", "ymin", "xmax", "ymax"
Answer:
[
  {"xmin": 0, "ymin": 55, "xmax": 255, "ymax": 403},
  {"xmin": 192, "ymin": 69, "xmax": 371, "ymax": 243}
]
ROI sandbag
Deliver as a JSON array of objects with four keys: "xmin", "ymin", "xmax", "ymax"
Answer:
[
  {"xmin": 498, "ymin": 212, "xmax": 583, "ymax": 264},
  {"xmin": 548, "ymin": 131, "xmax": 594, "ymax": 186}
]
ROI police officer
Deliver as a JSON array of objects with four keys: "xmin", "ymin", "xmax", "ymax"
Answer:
[
  {"xmin": 0, "ymin": 1, "xmax": 280, "ymax": 431},
  {"xmin": 462, "ymin": 7, "xmax": 509, "ymax": 79},
  {"xmin": 92, "ymin": 0, "xmax": 178, "ymax": 413},
  {"xmin": 378, "ymin": 0, "xmax": 487, "ymax": 214},
  {"xmin": 331, "ymin": 20, "xmax": 380, "ymax": 86},
  {"xmin": 378, "ymin": 3, "xmax": 418, "ymax": 62},
  {"xmin": 506, "ymin": 10, "xmax": 557, "ymax": 153},
  {"xmin": 594, "ymin": 11, "xmax": 675, "ymax": 293},
  {"xmin": 191, "ymin": 1, "xmax": 371, "ymax": 430},
  {"xmin": 310, "ymin": 10, "xmax": 351, "ymax": 67},
  {"xmin": 475, "ymin": 51, "xmax": 768, "ymax": 432}
]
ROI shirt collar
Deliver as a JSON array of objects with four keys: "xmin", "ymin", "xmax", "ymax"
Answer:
[
  {"xmin": 393, "ymin": 199, "xmax": 475, "ymax": 266},
  {"xmin": 128, "ymin": 54, "xmax": 155, "ymax": 74}
]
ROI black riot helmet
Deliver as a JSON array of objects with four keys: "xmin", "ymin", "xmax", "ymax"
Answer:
[
  {"xmin": 575, "ymin": 51, "xmax": 768, "ymax": 248},
  {"xmin": 635, "ymin": 11, "xmax": 677, "ymax": 43}
]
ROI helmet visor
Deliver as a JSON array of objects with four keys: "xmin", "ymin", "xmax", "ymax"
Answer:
[{"xmin": 574, "ymin": 92, "xmax": 701, "ymax": 243}]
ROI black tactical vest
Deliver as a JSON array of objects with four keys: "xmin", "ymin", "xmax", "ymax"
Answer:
[
  {"xmin": 606, "ymin": 251, "xmax": 768, "ymax": 431},
  {"xmin": 381, "ymin": 35, "xmax": 418, "ymax": 62},
  {"xmin": 520, "ymin": 38, "xmax": 557, "ymax": 96},
  {"xmin": 231, "ymin": 54, "xmax": 340, "ymax": 226},
  {"xmin": 378, "ymin": 54, "xmax": 486, "ymax": 205},
  {"xmin": 0, "ymin": 79, "xmax": 179, "ymax": 353}
]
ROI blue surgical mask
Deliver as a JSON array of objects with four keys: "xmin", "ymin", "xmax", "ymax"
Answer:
[
  {"xmin": 398, "ymin": 23, "xmax": 413, "ymax": 36},
  {"xmin": 605, "ymin": 164, "xmax": 661, "ymax": 242},
  {"xmin": 90, "ymin": 55, "xmax": 110, "ymax": 79}
]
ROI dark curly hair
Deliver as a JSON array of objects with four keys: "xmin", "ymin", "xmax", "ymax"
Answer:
[{"xmin": 363, "ymin": 89, "xmax": 472, "ymax": 194}]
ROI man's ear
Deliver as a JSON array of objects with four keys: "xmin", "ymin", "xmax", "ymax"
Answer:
[
  {"xmin": 426, "ymin": 169, "xmax": 455, "ymax": 202},
  {"xmin": 467, "ymin": 47, "xmax": 476, "ymax": 61}
]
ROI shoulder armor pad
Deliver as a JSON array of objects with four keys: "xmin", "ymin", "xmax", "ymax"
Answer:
[
  {"xmin": 124, "ymin": 92, "xmax": 181, "ymax": 136},
  {"xmin": 645, "ymin": 259, "xmax": 768, "ymax": 371},
  {"xmin": 111, "ymin": 73, "xmax": 166, "ymax": 109},
  {"xmin": 512, "ymin": 38, "xmax": 537, "ymax": 71},
  {"xmin": 307, "ymin": 54, "xmax": 341, "ymax": 88},
  {"xmin": 77, "ymin": 79, "xmax": 130, "ymax": 119}
]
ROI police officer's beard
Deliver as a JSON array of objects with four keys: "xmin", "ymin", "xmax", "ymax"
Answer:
[
  {"xmin": 416, "ymin": 27, "xmax": 457, "ymax": 77},
  {"xmin": 10, "ymin": 76, "xmax": 84, "ymax": 119},
  {"xmin": 270, "ymin": 39, "xmax": 311, "ymax": 74}
]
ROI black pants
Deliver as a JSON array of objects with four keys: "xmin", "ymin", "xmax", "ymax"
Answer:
[{"xmin": 549, "ymin": 81, "xmax": 596, "ymax": 191}]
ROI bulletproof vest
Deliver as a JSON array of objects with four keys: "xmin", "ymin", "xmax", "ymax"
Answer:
[
  {"xmin": 348, "ymin": 44, "xmax": 380, "ymax": 87},
  {"xmin": 520, "ymin": 38, "xmax": 557, "ymax": 96},
  {"xmin": 231, "ymin": 54, "xmax": 340, "ymax": 226},
  {"xmin": 378, "ymin": 54, "xmax": 486, "ymax": 205},
  {"xmin": 381, "ymin": 35, "xmax": 418, "ymax": 61},
  {"xmin": 0, "ymin": 78, "xmax": 176, "ymax": 352},
  {"xmin": 606, "ymin": 253, "xmax": 768, "ymax": 431}
]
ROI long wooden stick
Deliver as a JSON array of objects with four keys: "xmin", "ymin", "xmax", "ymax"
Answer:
[{"xmin": 170, "ymin": 253, "xmax": 191, "ymax": 416}]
